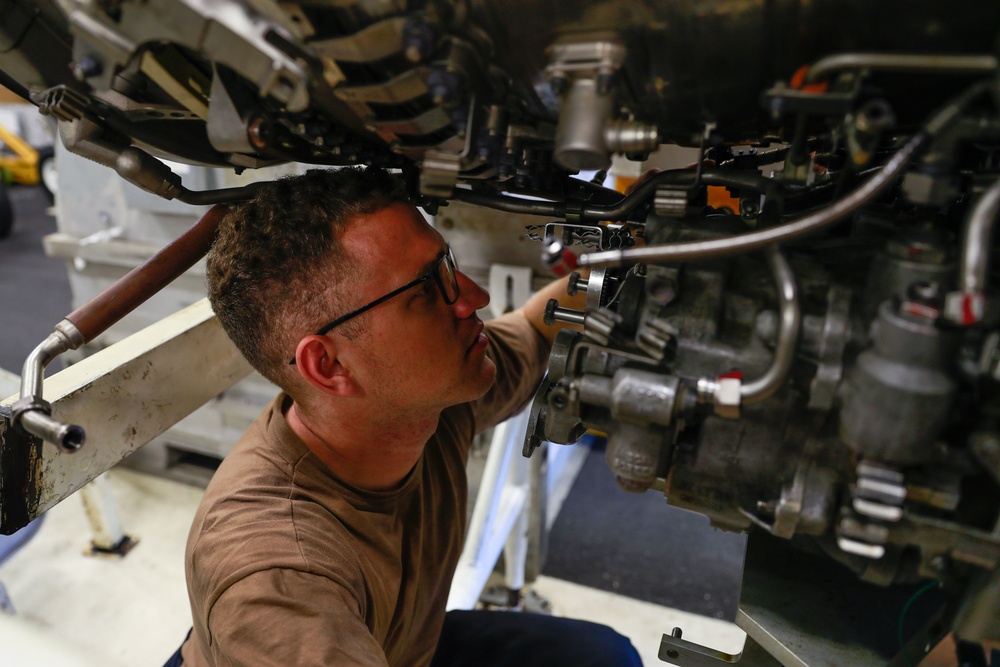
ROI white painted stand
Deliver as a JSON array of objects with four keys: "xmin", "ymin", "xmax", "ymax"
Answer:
[{"xmin": 447, "ymin": 407, "xmax": 531, "ymax": 610}]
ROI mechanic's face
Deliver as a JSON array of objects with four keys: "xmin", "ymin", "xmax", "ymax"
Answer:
[{"xmin": 339, "ymin": 203, "xmax": 495, "ymax": 413}]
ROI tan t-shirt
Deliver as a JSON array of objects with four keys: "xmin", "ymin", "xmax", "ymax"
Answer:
[{"xmin": 180, "ymin": 313, "xmax": 548, "ymax": 667}]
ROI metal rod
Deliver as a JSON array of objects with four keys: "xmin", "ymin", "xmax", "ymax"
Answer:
[
  {"xmin": 805, "ymin": 53, "xmax": 998, "ymax": 85},
  {"xmin": 959, "ymin": 176, "xmax": 1000, "ymax": 294},
  {"xmin": 64, "ymin": 204, "xmax": 228, "ymax": 344},
  {"xmin": 580, "ymin": 133, "xmax": 927, "ymax": 267},
  {"xmin": 741, "ymin": 247, "xmax": 800, "ymax": 405},
  {"xmin": 452, "ymin": 169, "xmax": 780, "ymax": 224},
  {"xmin": 14, "ymin": 205, "xmax": 229, "ymax": 450}
]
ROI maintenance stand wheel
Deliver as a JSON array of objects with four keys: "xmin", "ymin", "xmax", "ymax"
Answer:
[{"xmin": 0, "ymin": 181, "xmax": 13, "ymax": 240}]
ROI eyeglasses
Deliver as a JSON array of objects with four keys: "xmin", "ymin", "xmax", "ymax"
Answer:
[{"xmin": 290, "ymin": 246, "xmax": 460, "ymax": 364}]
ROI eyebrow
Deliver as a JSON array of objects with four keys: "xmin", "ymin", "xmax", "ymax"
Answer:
[{"xmin": 411, "ymin": 246, "xmax": 448, "ymax": 281}]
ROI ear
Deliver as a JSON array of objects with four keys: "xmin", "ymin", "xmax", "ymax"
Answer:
[{"xmin": 293, "ymin": 335, "xmax": 361, "ymax": 397}]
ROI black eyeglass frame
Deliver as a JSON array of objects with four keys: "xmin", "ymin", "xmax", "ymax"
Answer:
[{"xmin": 290, "ymin": 247, "xmax": 459, "ymax": 365}]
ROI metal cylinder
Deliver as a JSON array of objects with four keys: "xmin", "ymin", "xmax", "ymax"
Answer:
[
  {"xmin": 553, "ymin": 77, "xmax": 613, "ymax": 171},
  {"xmin": 839, "ymin": 301, "xmax": 959, "ymax": 464}
]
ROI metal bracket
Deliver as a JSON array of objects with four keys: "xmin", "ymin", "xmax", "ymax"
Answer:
[{"xmin": 659, "ymin": 627, "xmax": 781, "ymax": 666}]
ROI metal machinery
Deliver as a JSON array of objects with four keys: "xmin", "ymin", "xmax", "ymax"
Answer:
[{"xmin": 1, "ymin": 0, "xmax": 1000, "ymax": 664}]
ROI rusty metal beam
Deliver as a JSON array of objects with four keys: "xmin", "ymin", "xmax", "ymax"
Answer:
[{"xmin": 0, "ymin": 299, "xmax": 251, "ymax": 534}]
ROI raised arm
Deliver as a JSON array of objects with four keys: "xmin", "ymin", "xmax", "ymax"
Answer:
[{"xmin": 518, "ymin": 272, "xmax": 587, "ymax": 350}]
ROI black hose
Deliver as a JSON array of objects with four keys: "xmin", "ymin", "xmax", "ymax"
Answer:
[
  {"xmin": 175, "ymin": 183, "xmax": 264, "ymax": 205},
  {"xmin": 452, "ymin": 169, "xmax": 780, "ymax": 223},
  {"xmin": 452, "ymin": 189, "xmax": 566, "ymax": 217}
]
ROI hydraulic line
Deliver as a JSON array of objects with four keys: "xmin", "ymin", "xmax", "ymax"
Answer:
[
  {"xmin": 452, "ymin": 169, "xmax": 780, "ymax": 223},
  {"xmin": 804, "ymin": 53, "xmax": 999, "ymax": 85},
  {"xmin": 580, "ymin": 80, "xmax": 995, "ymax": 268},
  {"xmin": 959, "ymin": 176, "xmax": 1000, "ymax": 295},
  {"xmin": 12, "ymin": 205, "xmax": 229, "ymax": 450},
  {"xmin": 741, "ymin": 246, "xmax": 800, "ymax": 405}
]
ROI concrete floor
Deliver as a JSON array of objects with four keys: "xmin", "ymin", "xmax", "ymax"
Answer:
[{"xmin": 0, "ymin": 468, "xmax": 747, "ymax": 666}]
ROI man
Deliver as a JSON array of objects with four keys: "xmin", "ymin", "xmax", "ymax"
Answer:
[{"xmin": 170, "ymin": 167, "xmax": 642, "ymax": 666}]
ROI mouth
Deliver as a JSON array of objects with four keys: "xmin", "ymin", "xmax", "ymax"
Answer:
[{"xmin": 466, "ymin": 320, "xmax": 488, "ymax": 355}]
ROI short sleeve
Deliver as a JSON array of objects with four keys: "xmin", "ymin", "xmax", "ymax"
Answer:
[
  {"xmin": 204, "ymin": 569, "xmax": 389, "ymax": 667},
  {"xmin": 467, "ymin": 311, "xmax": 549, "ymax": 434}
]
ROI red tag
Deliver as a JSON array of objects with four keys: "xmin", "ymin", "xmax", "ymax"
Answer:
[{"xmin": 550, "ymin": 249, "xmax": 578, "ymax": 277}]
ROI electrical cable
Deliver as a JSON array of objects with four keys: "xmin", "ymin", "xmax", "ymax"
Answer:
[{"xmin": 897, "ymin": 579, "xmax": 942, "ymax": 667}]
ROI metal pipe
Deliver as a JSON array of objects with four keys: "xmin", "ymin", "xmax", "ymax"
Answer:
[
  {"xmin": 20, "ymin": 410, "xmax": 86, "ymax": 452},
  {"xmin": 581, "ymin": 79, "xmax": 993, "ymax": 268},
  {"xmin": 13, "ymin": 204, "xmax": 229, "ymax": 450},
  {"xmin": 452, "ymin": 169, "xmax": 779, "ymax": 223},
  {"xmin": 741, "ymin": 247, "xmax": 800, "ymax": 404},
  {"xmin": 959, "ymin": 176, "xmax": 1000, "ymax": 294},
  {"xmin": 452, "ymin": 189, "xmax": 565, "ymax": 217},
  {"xmin": 61, "ymin": 119, "xmax": 262, "ymax": 205},
  {"xmin": 19, "ymin": 331, "xmax": 74, "ymax": 408},
  {"xmin": 582, "ymin": 169, "xmax": 780, "ymax": 222},
  {"xmin": 804, "ymin": 53, "xmax": 998, "ymax": 85},
  {"xmin": 64, "ymin": 204, "xmax": 228, "ymax": 343},
  {"xmin": 581, "ymin": 133, "xmax": 927, "ymax": 267}
]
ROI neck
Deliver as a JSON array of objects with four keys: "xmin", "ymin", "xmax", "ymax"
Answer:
[{"xmin": 286, "ymin": 398, "xmax": 440, "ymax": 491}]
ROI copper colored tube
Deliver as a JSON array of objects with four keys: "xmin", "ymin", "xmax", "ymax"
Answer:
[{"xmin": 65, "ymin": 204, "xmax": 228, "ymax": 344}]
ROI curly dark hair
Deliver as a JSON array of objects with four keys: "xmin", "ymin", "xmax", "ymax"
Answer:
[{"xmin": 206, "ymin": 167, "xmax": 410, "ymax": 391}]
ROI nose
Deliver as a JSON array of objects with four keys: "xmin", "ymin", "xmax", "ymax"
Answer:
[{"xmin": 453, "ymin": 270, "xmax": 490, "ymax": 317}]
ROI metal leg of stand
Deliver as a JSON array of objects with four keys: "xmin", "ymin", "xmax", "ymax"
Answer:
[
  {"xmin": 447, "ymin": 408, "xmax": 531, "ymax": 610},
  {"xmin": 79, "ymin": 473, "xmax": 137, "ymax": 557}
]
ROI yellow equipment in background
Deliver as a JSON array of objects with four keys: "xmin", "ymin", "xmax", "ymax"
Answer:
[{"xmin": 0, "ymin": 122, "xmax": 39, "ymax": 186}]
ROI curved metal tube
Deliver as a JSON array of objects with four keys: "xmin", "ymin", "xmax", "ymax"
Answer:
[
  {"xmin": 581, "ymin": 79, "xmax": 993, "ymax": 269},
  {"xmin": 14, "ymin": 205, "xmax": 228, "ymax": 451},
  {"xmin": 580, "ymin": 132, "xmax": 928, "ymax": 267},
  {"xmin": 959, "ymin": 176, "xmax": 1000, "ymax": 294},
  {"xmin": 804, "ymin": 52, "xmax": 998, "ymax": 85},
  {"xmin": 451, "ymin": 189, "xmax": 565, "ymax": 217},
  {"xmin": 175, "ymin": 183, "xmax": 264, "ymax": 205},
  {"xmin": 741, "ymin": 247, "xmax": 800, "ymax": 404},
  {"xmin": 19, "ymin": 327, "xmax": 79, "ymax": 407},
  {"xmin": 452, "ymin": 169, "xmax": 780, "ymax": 223}
]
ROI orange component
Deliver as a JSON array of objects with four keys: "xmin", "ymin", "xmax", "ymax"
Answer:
[
  {"xmin": 614, "ymin": 175, "xmax": 637, "ymax": 194},
  {"xmin": 789, "ymin": 65, "xmax": 829, "ymax": 93},
  {"xmin": 707, "ymin": 185, "xmax": 740, "ymax": 213}
]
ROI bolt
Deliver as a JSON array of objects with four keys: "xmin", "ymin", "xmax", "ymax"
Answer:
[
  {"xmin": 548, "ymin": 387, "xmax": 570, "ymax": 411},
  {"xmin": 671, "ymin": 627, "xmax": 683, "ymax": 639},
  {"xmin": 740, "ymin": 198, "xmax": 760, "ymax": 218},
  {"xmin": 549, "ymin": 75, "xmax": 569, "ymax": 96},
  {"xmin": 247, "ymin": 116, "xmax": 271, "ymax": 150}
]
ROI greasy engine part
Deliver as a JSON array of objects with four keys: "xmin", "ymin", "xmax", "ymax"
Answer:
[{"xmin": 2, "ymin": 1, "xmax": 1000, "ymax": 664}]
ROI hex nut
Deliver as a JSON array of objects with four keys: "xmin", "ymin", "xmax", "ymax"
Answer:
[{"xmin": 714, "ymin": 377, "xmax": 742, "ymax": 419}]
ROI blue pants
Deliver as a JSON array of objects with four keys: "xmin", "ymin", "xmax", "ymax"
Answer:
[
  {"xmin": 164, "ymin": 610, "xmax": 643, "ymax": 666},
  {"xmin": 430, "ymin": 610, "xmax": 643, "ymax": 667}
]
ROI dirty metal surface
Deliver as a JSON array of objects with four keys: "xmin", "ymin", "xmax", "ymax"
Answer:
[{"xmin": 0, "ymin": 299, "xmax": 251, "ymax": 533}]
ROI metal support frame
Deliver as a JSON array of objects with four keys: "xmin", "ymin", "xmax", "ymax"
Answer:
[
  {"xmin": 0, "ymin": 299, "xmax": 251, "ymax": 534},
  {"xmin": 79, "ymin": 473, "xmax": 137, "ymax": 556},
  {"xmin": 660, "ymin": 532, "xmax": 954, "ymax": 666},
  {"xmin": 447, "ymin": 407, "xmax": 532, "ymax": 610}
]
